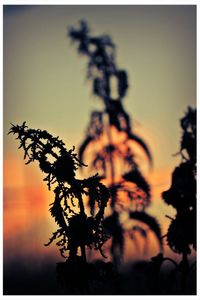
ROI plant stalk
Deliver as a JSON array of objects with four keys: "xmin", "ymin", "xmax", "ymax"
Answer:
[
  {"xmin": 181, "ymin": 252, "xmax": 189, "ymax": 294},
  {"xmin": 74, "ymin": 181, "xmax": 87, "ymax": 263}
]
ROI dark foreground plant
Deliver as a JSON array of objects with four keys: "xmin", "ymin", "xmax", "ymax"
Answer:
[
  {"xmin": 151, "ymin": 107, "xmax": 196, "ymax": 294},
  {"xmin": 9, "ymin": 122, "xmax": 110, "ymax": 263},
  {"xmin": 162, "ymin": 107, "xmax": 196, "ymax": 257},
  {"xmin": 68, "ymin": 20, "xmax": 162, "ymax": 266}
]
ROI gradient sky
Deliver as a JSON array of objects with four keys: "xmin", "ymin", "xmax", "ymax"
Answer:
[{"xmin": 3, "ymin": 5, "xmax": 196, "ymax": 263}]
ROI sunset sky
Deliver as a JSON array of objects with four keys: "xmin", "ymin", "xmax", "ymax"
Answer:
[{"xmin": 3, "ymin": 5, "xmax": 196, "ymax": 265}]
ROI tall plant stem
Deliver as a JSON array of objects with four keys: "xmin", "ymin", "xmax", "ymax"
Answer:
[
  {"xmin": 106, "ymin": 121, "xmax": 115, "ymax": 185},
  {"xmin": 74, "ymin": 182, "xmax": 87, "ymax": 263},
  {"xmin": 104, "ymin": 111, "xmax": 116, "ymax": 210},
  {"xmin": 79, "ymin": 195, "xmax": 87, "ymax": 263},
  {"xmin": 181, "ymin": 252, "xmax": 189, "ymax": 293}
]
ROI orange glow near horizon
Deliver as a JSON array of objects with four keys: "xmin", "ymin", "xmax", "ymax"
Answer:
[{"xmin": 3, "ymin": 153, "xmax": 182, "ymax": 264}]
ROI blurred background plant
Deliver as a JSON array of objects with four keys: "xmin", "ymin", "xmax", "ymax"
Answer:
[{"xmin": 68, "ymin": 20, "xmax": 163, "ymax": 267}]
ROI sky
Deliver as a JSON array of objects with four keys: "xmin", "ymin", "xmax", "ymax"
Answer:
[{"xmin": 3, "ymin": 4, "xmax": 196, "ymax": 271}]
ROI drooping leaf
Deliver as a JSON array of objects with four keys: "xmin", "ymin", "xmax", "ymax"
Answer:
[
  {"xmin": 132, "ymin": 225, "xmax": 147, "ymax": 238},
  {"xmin": 78, "ymin": 111, "xmax": 104, "ymax": 165},
  {"xmin": 128, "ymin": 132, "xmax": 153, "ymax": 166},
  {"xmin": 123, "ymin": 168, "xmax": 150, "ymax": 198},
  {"xmin": 90, "ymin": 152, "xmax": 106, "ymax": 176},
  {"xmin": 78, "ymin": 135, "xmax": 93, "ymax": 164},
  {"xmin": 129, "ymin": 211, "xmax": 162, "ymax": 250}
]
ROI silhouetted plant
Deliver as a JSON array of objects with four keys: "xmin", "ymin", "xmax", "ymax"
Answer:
[
  {"xmin": 152, "ymin": 107, "xmax": 196, "ymax": 293},
  {"xmin": 68, "ymin": 21, "xmax": 162, "ymax": 266},
  {"xmin": 162, "ymin": 107, "xmax": 196, "ymax": 254},
  {"xmin": 9, "ymin": 122, "xmax": 110, "ymax": 263}
]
